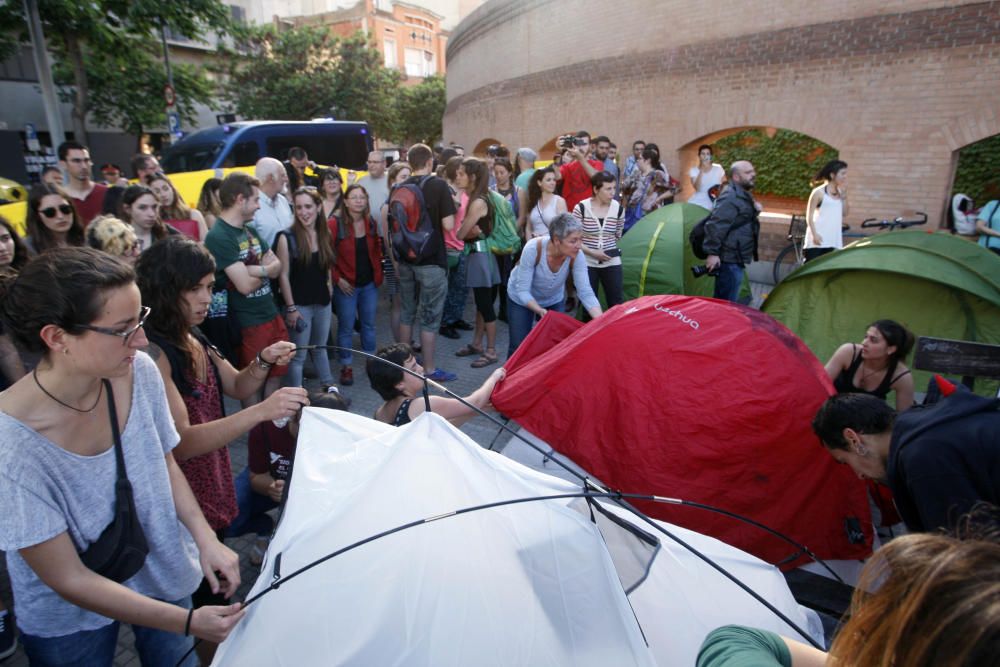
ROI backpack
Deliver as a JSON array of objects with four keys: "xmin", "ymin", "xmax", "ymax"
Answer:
[
  {"xmin": 387, "ymin": 175, "xmax": 436, "ymax": 263},
  {"xmin": 486, "ymin": 190, "xmax": 522, "ymax": 256}
]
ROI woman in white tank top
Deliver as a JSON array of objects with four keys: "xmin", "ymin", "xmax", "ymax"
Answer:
[
  {"xmin": 520, "ymin": 167, "xmax": 567, "ymax": 240},
  {"xmin": 804, "ymin": 160, "xmax": 849, "ymax": 261}
]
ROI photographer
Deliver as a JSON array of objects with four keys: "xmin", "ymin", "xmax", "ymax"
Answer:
[
  {"xmin": 552, "ymin": 131, "xmax": 603, "ymax": 212},
  {"xmin": 701, "ymin": 161, "xmax": 760, "ymax": 303}
]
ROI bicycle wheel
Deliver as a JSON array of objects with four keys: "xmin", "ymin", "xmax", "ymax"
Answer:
[{"xmin": 772, "ymin": 244, "xmax": 803, "ymax": 285}]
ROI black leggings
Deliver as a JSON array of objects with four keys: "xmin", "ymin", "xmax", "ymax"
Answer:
[{"xmin": 473, "ymin": 285, "xmax": 499, "ymax": 323}]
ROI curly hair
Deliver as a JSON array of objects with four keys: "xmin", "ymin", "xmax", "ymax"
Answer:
[{"xmin": 135, "ymin": 237, "xmax": 216, "ymax": 376}]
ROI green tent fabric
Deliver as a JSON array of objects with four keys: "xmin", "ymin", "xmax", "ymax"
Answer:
[
  {"xmin": 620, "ymin": 203, "xmax": 750, "ymax": 300},
  {"xmin": 762, "ymin": 230, "xmax": 1000, "ymax": 396}
]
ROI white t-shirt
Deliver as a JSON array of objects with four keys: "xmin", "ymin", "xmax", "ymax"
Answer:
[
  {"xmin": 804, "ymin": 185, "xmax": 844, "ymax": 249},
  {"xmin": 687, "ymin": 164, "xmax": 725, "ymax": 210}
]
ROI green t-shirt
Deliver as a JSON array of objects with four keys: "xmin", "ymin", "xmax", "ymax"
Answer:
[
  {"xmin": 697, "ymin": 625, "xmax": 792, "ymax": 667},
  {"xmin": 203, "ymin": 220, "xmax": 278, "ymax": 328}
]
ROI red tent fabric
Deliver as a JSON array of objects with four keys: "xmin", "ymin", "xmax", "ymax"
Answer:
[{"xmin": 493, "ymin": 295, "xmax": 872, "ymax": 568}]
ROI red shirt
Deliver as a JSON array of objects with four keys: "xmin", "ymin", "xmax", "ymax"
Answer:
[
  {"xmin": 559, "ymin": 159, "xmax": 604, "ymax": 212},
  {"xmin": 70, "ymin": 183, "xmax": 108, "ymax": 228},
  {"xmin": 248, "ymin": 421, "xmax": 296, "ymax": 481}
]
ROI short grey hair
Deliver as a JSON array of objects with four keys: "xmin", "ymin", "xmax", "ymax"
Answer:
[{"xmin": 549, "ymin": 213, "xmax": 582, "ymax": 241}]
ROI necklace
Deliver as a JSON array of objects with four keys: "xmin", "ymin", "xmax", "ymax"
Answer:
[
  {"xmin": 858, "ymin": 362, "xmax": 887, "ymax": 386},
  {"xmin": 33, "ymin": 368, "xmax": 104, "ymax": 413}
]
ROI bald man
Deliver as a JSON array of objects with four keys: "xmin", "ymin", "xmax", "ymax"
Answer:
[
  {"xmin": 701, "ymin": 160, "xmax": 760, "ymax": 303},
  {"xmin": 253, "ymin": 157, "xmax": 293, "ymax": 247}
]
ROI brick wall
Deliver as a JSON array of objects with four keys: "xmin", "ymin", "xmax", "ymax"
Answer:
[{"xmin": 444, "ymin": 1, "xmax": 1000, "ymax": 233}]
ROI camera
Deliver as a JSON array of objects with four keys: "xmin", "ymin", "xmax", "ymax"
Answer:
[
  {"xmin": 690, "ymin": 265, "xmax": 718, "ymax": 278},
  {"xmin": 558, "ymin": 135, "xmax": 574, "ymax": 149}
]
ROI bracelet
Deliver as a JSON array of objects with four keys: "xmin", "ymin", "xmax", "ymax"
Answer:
[
  {"xmin": 286, "ymin": 305, "xmax": 298, "ymax": 312},
  {"xmin": 255, "ymin": 351, "xmax": 274, "ymax": 370},
  {"xmin": 184, "ymin": 607, "xmax": 194, "ymax": 636}
]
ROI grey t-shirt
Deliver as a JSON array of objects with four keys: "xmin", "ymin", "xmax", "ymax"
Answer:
[
  {"xmin": 357, "ymin": 174, "xmax": 390, "ymax": 212},
  {"xmin": 0, "ymin": 352, "xmax": 202, "ymax": 636}
]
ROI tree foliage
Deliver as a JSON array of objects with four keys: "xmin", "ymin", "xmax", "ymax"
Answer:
[
  {"xmin": 0, "ymin": 0, "xmax": 230, "ymax": 144},
  {"xmin": 221, "ymin": 25, "xmax": 452, "ymax": 144},
  {"xmin": 713, "ymin": 129, "xmax": 838, "ymax": 200},
  {"xmin": 395, "ymin": 75, "xmax": 446, "ymax": 145}
]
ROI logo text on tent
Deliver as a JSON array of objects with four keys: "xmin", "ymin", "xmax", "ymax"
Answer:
[{"xmin": 654, "ymin": 304, "xmax": 700, "ymax": 330}]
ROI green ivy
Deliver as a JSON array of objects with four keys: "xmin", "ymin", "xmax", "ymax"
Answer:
[
  {"xmin": 711, "ymin": 128, "xmax": 838, "ymax": 200},
  {"xmin": 953, "ymin": 134, "xmax": 1000, "ymax": 204}
]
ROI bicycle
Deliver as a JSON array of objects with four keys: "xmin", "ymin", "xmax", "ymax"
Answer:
[{"xmin": 771, "ymin": 212, "xmax": 928, "ymax": 285}]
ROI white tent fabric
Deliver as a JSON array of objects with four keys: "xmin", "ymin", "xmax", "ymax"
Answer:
[{"xmin": 214, "ymin": 409, "xmax": 822, "ymax": 666}]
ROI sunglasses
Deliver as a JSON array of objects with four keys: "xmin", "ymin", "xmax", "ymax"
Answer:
[
  {"xmin": 39, "ymin": 204, "xmax": 74, "ymax": 218},
  {"xmin": 76, "ymin": 306, "xmax": 151, "ymax": 346}
]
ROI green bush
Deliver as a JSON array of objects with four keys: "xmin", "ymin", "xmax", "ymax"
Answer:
[
  {"xmin": 712, "ymin": 128, "xmax": 838, "ymax": 200},
  {"xmin": 953, "ymin": 134, "xmax": 1000, "ymax": 204}
]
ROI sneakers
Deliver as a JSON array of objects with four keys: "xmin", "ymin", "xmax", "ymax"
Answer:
[
  {"xmin": 426, "ymin": 368, "xmax": 457, "ymax": 382},
  {"xmin": 339, "ymin": 366, "xmax": 354, "ymax": 386},
  {"xmin": 249, "ymin": 536, "xmax": 269, "ymax": 567},
  {"xmin": 0, "ymin": 611, "xmax": 16, "ymax": 661}
]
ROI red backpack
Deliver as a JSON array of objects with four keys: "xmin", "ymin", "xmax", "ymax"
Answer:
[{"xmin": 387, "ymin": 175, "xmax": 436, "ymax": 263}]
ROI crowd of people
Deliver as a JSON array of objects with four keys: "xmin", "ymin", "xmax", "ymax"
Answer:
[{"xmin": 0, "ymin": 133, "xmax": 998, "ymax": 666}]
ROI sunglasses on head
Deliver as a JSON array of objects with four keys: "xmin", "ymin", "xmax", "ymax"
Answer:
[{"xmin": 39, "ymin": 204, "xmax": 74, "ymax": 218}]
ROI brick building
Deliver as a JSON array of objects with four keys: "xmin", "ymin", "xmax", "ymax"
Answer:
[
  {"xmin": 443, "ymin": 0, "xmax": 1000, "ymax": 241},
  {"xmin": 290, "ymin": 0, "xmax": 450, "ymax": 83}
]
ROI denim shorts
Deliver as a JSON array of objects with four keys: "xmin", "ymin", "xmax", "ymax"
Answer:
[{"xmin": 397, "ymin": 263, "xmax": 448, "ymax": 332}]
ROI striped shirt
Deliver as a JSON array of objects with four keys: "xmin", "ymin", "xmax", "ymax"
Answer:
[{"xmin": 572, "ymin": 198, "xmax": 624, "ymax": 268}]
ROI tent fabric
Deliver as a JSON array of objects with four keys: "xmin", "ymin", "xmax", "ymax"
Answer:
[
  {"xmin": 620, "ymin": 203, "xmax": 750, "ymax": 301},
  {"xmin": 492, "ymin": 295, "xmax": 872, "ymax": 568},
  {"xmin": 214, "ymin": 410, "xmax": 822, "ymax": 666},
  {"xmin": 762, "ymin": 230, "xmax": 1000, "ymax": 395}
]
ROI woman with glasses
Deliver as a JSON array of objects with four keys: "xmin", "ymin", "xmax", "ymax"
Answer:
[
  {"xmin": 319, "ymin": 168, "xmax": 345, "ymax": 223},
  {"xmin": 0, "ymin": 247, "xmax": 245, "ymax": 665},
  {"xmin": 135, "ymin": 237, "xmax": 306, "ymax": 663},
  {"xmin": 148, "ymin": 173, "xmax": 208, "ymax": 242},
  {"xmin": 330, "ymin": 184, "xmax": 383, "ymax": 386},
  {"xmin": 120, "ymin": 185, "xmax": 175, "ymax": 253},
  {"xmin": 275, "ymin": 187, "xmax": 337, "ymax": 389},
  {"xmin": 24, "ymin": 183, "xmax": 86, "ymax": 255}
]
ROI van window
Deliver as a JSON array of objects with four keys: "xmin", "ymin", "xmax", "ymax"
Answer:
[
  {"xmin": 266, "ymin": 133, "xmax": 369, "ymax": 171},
  {"xmin": 161, "ymin": 143, "xmax": 224, "ymax": 173},
  {"xmin": 223, "ymin": 141, "xmax": 260, "ymax": 168}
]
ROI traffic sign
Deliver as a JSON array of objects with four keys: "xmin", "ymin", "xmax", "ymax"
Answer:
[
  {"xmin": 167, "ymin": 111, "xmax": 181, "ymax": 135},
  {"xmin": 164, "ymin": 84, "xmax": 176, "ymax": 107},
  {"xmin": 24, "ymin": 122, "xmax": 40, "ymax": 151}
]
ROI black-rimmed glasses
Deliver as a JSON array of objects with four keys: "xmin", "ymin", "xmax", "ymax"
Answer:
[{"xmin": 77, "ymin": 306, "xmax": 151, "ymax": 345}]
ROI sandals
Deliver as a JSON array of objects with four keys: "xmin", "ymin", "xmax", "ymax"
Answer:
[
  {"xmin": 455, "ymin": 344, "xmax": 483, "ymax": 357},
  {"xmin": 471, "ymin": 351, "xmax": 498, "ymax": 368}
]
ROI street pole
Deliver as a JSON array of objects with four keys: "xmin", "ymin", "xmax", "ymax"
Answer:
[
  {"xmin": 23, "ymin": 0, "xmax": 65, "ymax": 149},
  {"xmin": 160, "ymin": 20, "xmax": 179, "ymax": 144}
]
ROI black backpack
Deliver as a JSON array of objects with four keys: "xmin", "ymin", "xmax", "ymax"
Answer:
[{"xmin": 689, "ymin": 214, "xmax": 752, "ymax": 260}]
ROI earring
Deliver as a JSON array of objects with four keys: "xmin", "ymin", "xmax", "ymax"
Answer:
[{"xmin": 63, "ymin": 347, "xmax": 70, "ymax": 355}]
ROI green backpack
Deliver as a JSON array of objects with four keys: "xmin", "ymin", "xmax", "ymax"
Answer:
[{"xmin": 485, "ymin": 190, "xmax": 522, "ymax": 256}]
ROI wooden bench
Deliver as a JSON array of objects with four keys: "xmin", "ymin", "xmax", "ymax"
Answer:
[{"xmin": 912, "ymin": 336, "xmax": 1000, "ymax": 394}]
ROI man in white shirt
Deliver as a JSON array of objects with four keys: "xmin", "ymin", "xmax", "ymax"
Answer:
[
  {"xmin": 252, "ymin": 157, "xmax": 293, "ymax": 248},
  {"xmin": 357, "ymin": 151, "xmax": 389, "ymax": 211}
]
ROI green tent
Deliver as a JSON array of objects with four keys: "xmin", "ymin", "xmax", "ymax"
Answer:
[
  {"xmin": 762, "ymin": 230, "xmax": 1000, "ymax": 396},
  {"xmin": 620, "ymin": 203, "xmax": 749, "ymax": 300}
]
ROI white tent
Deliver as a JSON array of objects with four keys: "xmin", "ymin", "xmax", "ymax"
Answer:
[{"xmin": 214, "ymin": 410, "xmax": 823, "ymax": 666}]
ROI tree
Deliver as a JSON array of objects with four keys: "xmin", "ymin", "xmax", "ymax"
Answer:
[
  {"xmin": 220, "ymin": 26, "xmax": 401, "ymax": 140},
  {"xmin": 0, "ymin": 0, "xmax": 230, "ymax": 145},
  {"xmin": 395, "ymin": 75, "xmax": 446, "ymax": 145}
]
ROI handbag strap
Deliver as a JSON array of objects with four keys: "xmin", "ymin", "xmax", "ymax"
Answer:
[{"xmin": 102, "ymin": 379, "xmax": 128, "ymax": 481}]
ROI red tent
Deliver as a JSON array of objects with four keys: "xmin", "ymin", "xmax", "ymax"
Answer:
[{"xmin": 493, "ymin": 295, "xmax": 873, "ymax": 568}]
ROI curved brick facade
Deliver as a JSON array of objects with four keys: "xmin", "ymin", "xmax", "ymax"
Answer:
[{"xmin": 444, "ymin": 0, "xmax": 1000, "ymax": 229}]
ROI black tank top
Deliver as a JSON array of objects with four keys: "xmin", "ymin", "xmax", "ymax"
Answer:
[
  {"xmin": 833, "ymin": 344, "xmax": 910, "ymax": 399},
  {"xmin": 392, "ymin": 398, "xmax": 414, "ymax": 426}
]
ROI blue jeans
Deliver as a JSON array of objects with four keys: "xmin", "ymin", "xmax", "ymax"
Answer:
[
  {"xmin": 286, "ymin": 303, "xmax": 334, "ymax": 387},
  {"xmin": 506, "ymin": 297, "xmax": 564, "ymax": 359},
  {"xmin": 442, "ymin": 250, "xmax": 468, "ymax": 325},
  {"xmin": 713, "ymin": 262, "xmax": 744, "ymax": 302},
  {"xmin": 334, "ymin": 282, "xmax": 378, "ymax": 364},
  {"xmin": 20, "ymin": 597, "xmax": 196, "ymax": 667},
  {"xmin": 224, "ymin": 468, "xmax": 278, "ymax": 538}
]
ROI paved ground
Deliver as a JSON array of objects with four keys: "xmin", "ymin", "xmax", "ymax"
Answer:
[{"xmin": 0, "ymin": 275, "xmax": 772, "ymax": 666}]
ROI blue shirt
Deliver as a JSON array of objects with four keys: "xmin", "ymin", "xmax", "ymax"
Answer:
[{"xmin": 507, "ymin": 237, "xmax": 599, "ymax": 311}]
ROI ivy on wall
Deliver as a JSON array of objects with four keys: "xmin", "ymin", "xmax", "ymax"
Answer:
[
  {"xmin": 711, "ymin": 128, "xmax": 838, "ymax": 200},
  {"xmin": 953, "ymin": 133, "xmax": 1000, "ymax": 204}
]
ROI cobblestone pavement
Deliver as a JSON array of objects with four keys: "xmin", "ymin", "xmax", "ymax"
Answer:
[{"xmin": 0, "ymin": 279, "xmax": 770, "ymax": 666}]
